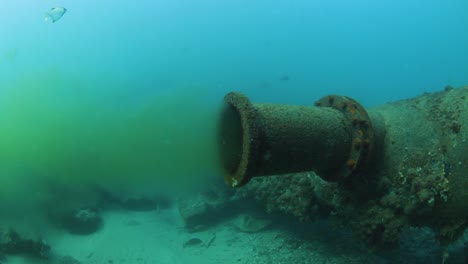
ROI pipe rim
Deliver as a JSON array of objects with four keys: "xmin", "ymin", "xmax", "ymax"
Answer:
[{"xmin": 220, "ymin": 92, "xmax": 259, "ymax": 187}]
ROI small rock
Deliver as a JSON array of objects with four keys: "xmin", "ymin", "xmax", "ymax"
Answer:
[
  {"xmin": 230, "ymin": 213, "xmax": 272, "ymax": 233},
  {"xmin": 0, "ymin": 229, "xmax": 50, "ymax": 258},
  {"xmin": 62, "ymin": 208, "xmax": 103, "ymax": 235},
  {"xmin": 183, "ymin": 238, "xmax": 203, "ymax": 248},
  {"xmin": 178, "ymin": 182, "xmax": 235, "ymax": 229}
]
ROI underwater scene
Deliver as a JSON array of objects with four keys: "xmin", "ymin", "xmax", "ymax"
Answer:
[{"xmin": 1, "ymin": 0, "xmax": 468, "ymax": 263}]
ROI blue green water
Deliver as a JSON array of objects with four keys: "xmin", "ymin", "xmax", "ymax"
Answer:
[
  {"xmin": 2, "ymin": 1, "xmax": 467, "ymax": 106},
  {"xmin": 0, "ymin": 0, "xmax": 467, "ymax": 263}
]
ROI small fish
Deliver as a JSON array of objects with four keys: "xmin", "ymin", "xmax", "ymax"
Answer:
[{"xmin": 44, "ymin": 7, "xmax": 67, "ymax": 23}]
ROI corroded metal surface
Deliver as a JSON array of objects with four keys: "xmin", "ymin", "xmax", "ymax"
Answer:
[
  {"xmin": 315, "ymin": 95, "xmax": 375, "ymax": 181},
  {"xmin": 219, "ymin": 92, "xmax": 352, "ymax": 187}
]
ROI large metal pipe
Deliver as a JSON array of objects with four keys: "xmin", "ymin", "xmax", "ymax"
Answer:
[
  {"xmin": 218, "ymin": 87, "xmax": 468, "ymax": 246},
  {"xmin": 219, "ymin": 92, "xmax": 376, "ymax": 187}
]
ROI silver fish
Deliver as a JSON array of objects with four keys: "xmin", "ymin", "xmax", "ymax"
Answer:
[{"xmin": 44, "ymin": 7, "xmax": 67, "ymax": 23}]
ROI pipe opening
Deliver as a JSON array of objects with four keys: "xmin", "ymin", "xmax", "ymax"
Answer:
[{"xmin": 219, "ymin": 104, "xmax": 243, "ymax": 175}]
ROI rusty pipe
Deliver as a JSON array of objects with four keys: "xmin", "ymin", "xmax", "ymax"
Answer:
[{"xmin": 218, "ymin": 92, "xmax": 376, "ymax": 187}]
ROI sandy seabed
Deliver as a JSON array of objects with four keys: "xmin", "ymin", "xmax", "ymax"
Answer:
[{"xmin": 5, "ymin": 205, "xmax": 382, "ymax": 264}]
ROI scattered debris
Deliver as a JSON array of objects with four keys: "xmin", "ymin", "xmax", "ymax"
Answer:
[{"xmin": 206, "ymin": 234, "xmax": 216, "ymax": 248}]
